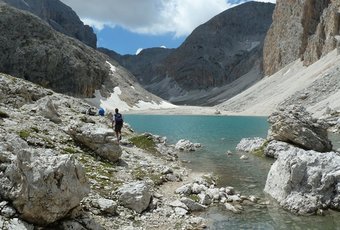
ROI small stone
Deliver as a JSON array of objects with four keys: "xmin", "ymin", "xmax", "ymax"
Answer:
[
  {"xmin": 240, "ymin": 155, "xmax": 249, "ymax": 160},
  {"xmin": 174, "ymin": 207, "xmax": 188, "ymax": 216},
  {"xmin": 169, "ymin": 200, "xmax": 188, "ymax": 210}
]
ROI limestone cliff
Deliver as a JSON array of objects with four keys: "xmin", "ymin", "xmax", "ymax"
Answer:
[
  {"xmin": 263, "ymin": 0, "xmax": 340, "ymax": 76},
  {"xmin": 1, "ymin": 0, "xmax": 97, "ymax": 48}
]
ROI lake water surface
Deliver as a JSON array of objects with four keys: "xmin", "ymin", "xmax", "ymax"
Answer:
[{"xmin": 124, "ymin": 115, "xmax": 340, "ymax": 230}]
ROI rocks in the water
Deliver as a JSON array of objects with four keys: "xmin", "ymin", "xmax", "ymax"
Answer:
[
  {"xmin": 267, "ymin": 105, "xmax": 332, "ymax": 152},
  {"xmin": 225, "ymin": 203, "xmax": 242, "ymax": 214},
  {"xmin": 236, "ymin": 137, "xmax": 266, "ymax": 153},
  {"xmin": 173, "ymin": 175, "xmax": 259, "ymax": 215},
  {"xmin": 0, "ymin": 148, "xmax": 89, "ymax": 225},
  {"xmin": 175, "ymin": 139, "xmax": 202, "ymax": 151},
  {"xmin": 264, "ymin": 147, "xmax": 340, "ymax": 215},
  {"xmin": 116, "ymin": 181, "xmax": 152, "ymax": 214},
  {"xmin": 67, "ymin": 123, "xmax": 122, "ymax": 162}
]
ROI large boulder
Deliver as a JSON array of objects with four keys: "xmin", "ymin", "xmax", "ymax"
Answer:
[
  {"xmin": 34, "ymin": 96, "xmax": 62, "ymax": 124},
  {"xmin": 116, "ymin": 181, "xmax": 152, "ymax": 213},
  {"xmin": 267, "ymin": 105, "xmax": 332, "ymax": 152},
  {"xmin": 264, "ymin": 147, "xmax": 340, "ymax": 215},
  {"xmin": 68, "ymin": 123, "xmax": 122, "ymax": 162},
  {"xmin": 0, "ymin": 148, "xmax": 89, "ymax": 225}
]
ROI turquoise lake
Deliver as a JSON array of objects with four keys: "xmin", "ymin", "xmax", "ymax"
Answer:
[{"xmin": 124, "ymin": 115, "xmax": 340, "ymax": 230}]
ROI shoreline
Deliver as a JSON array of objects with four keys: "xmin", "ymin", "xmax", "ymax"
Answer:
[{"xmin": 123, "ymin": 105, "xmax": 269, "ymax": 117}]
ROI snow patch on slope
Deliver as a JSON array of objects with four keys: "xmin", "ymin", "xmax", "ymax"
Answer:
[
  {"xmin": 106, "ymin": 61, "xmax": 116, "ymax": 73},
  {"xmin": 86, "ymin": 87, "xmax": 177, "ymax": 113}
]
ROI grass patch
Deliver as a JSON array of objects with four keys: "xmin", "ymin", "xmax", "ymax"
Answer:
[
  {"xmin": 188, "ymin": 194, "xmax": 200, "ymax": 202},
  {"xmin": 132, "ymin": 167, "xmax": 164, "ymax": 185},
  {"xmin": 0, "ymin": 110, "xmax": 9, "ymax": 119},
  {"xmin": 18, "ymin": 129, "xmax": 31, "ymax": 139},
  {"xmin": 129, "ymin": 135, "xmax": 159, "ymax": 155},
  {"xmin": 63, "ymin": 147, "xmax": 77, "ymax": 154},
  {"xmin": 252, "ymin": 140, "xmax": 269, "ymax": 157}
]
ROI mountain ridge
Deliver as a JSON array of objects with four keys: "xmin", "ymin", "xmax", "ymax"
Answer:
[{"xmin": 106, "ymin": 1, "xmax": 275, "ymax": 106}]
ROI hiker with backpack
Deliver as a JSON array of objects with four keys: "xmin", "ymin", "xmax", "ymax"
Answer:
[{"xmin": 112, "ymin": 108, "xmax": 123, "ymax": 143}]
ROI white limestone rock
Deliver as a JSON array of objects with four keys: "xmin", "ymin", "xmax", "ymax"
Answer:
[
  {"xmin": 67, "ymin": 122, "xmax": 122, "ymax": 162},
  {"xmin": 265, "ymin": 147, "xmax": 340, "ymax": 214},
  {"xmin": 175, "ymin": 139, "xmax": 202, "ymax": 151},
  {"xmin": 117, "ymin": 181, "xmax": 152, "ymax": 214},
  {"xmin": 91, "ymin": 198, "xmax": 117, "ymax": 215},
  {"xmin": 236, "ymin": 137, "xmax": 266, "ymax": 153},
  {"xmin": 175, "ymin": 184, "xmax": 192, "ymax": 195},
  {"xmin": 264, "ymin": 140, "xmax": 292, "ymax": 158},
  {"xmin": 0, "ymin": 149, "xmax": 89, "ymax": 225}
]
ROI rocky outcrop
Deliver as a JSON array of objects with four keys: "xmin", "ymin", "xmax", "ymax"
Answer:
[
  {"xmin": 67, "ymin": 123, "xmax": 122, "ymax": 162},
  {"xmin": 110, "ymin": 2, "xmax": 274, "ymax": 105},
  {"xmin": 0, "ymin": 3, "xmax": 107, "ymax": 97},
  {"xmin": 263, "ymin": 0, "xmax": 340, "ymax": 75},
  {"xmin": 2, "ymin": 0, "xmax": 97, "ymax": 48},
  {"xmin": 267, "ymin": 105, "xmax": 332, "ymax": 152},
  {"xmin": 0, "ymin": 138, "xmax": 89, "ymax": 225},
  {"xmin": 264, "ymin": 147, "xmax": 340, "ymax": 215}
]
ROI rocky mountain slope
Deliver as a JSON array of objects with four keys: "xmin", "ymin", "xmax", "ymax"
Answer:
[
  {"xmin": 217, "ymin": 49, "xmax": 340, "ymax": 117},
  {"xmin": 1, "ymin": 0, "xmax": 97, "ymax": 48},
  {"xmin": 0, "ymin": 3, "xmax": 172, "ymax": 112},
  {"xmin": 217, "ymin": 0, "xmax": 340, "ymax": 117},
  {"xmin": 109, "ymin": 2, "xmax": 275, "ymax": 105},
  {"xmin": 263, "ymin": 0, "xmax": 340, "ymax": 76}
]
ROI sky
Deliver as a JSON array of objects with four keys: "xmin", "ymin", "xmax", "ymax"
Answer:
[{"xmin": 60, "ymin": 0, "xmax": 276, "ymax": 55}]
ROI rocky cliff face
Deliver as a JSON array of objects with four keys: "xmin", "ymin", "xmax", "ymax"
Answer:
[
  {"xmin": 263, "ymin": 0, "xmax": 340, "ymax": 76},
  {"xmin": 0, "ymin": 3, "xmax": 165, "ymax": 108},
  {"xmin": 2, "ymin": 0, "xmax": 97, "ymax": 48},
  {"xmin": 110, "ymin": 2, "xmax": 274, "ymax": 105}
]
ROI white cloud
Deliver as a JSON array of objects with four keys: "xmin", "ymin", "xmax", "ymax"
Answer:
[{"xmin": 60, "ymin": 0, "xmax": 275, "ymax": 37}]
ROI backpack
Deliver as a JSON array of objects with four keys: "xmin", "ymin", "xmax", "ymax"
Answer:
[{"xmin": 114, "ymin": 113, "xmax": 123, "ymax": 123}]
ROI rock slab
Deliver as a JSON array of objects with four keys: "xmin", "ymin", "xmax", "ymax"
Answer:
[{"xmin": 267, "ymin": 105, "xmax": 332, "ymax": 152}]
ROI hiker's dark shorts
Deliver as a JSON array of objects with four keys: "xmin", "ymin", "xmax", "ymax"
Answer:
[{"xmin": 115, "ymin": 123, "xmax": 123, "ymax": 132}]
